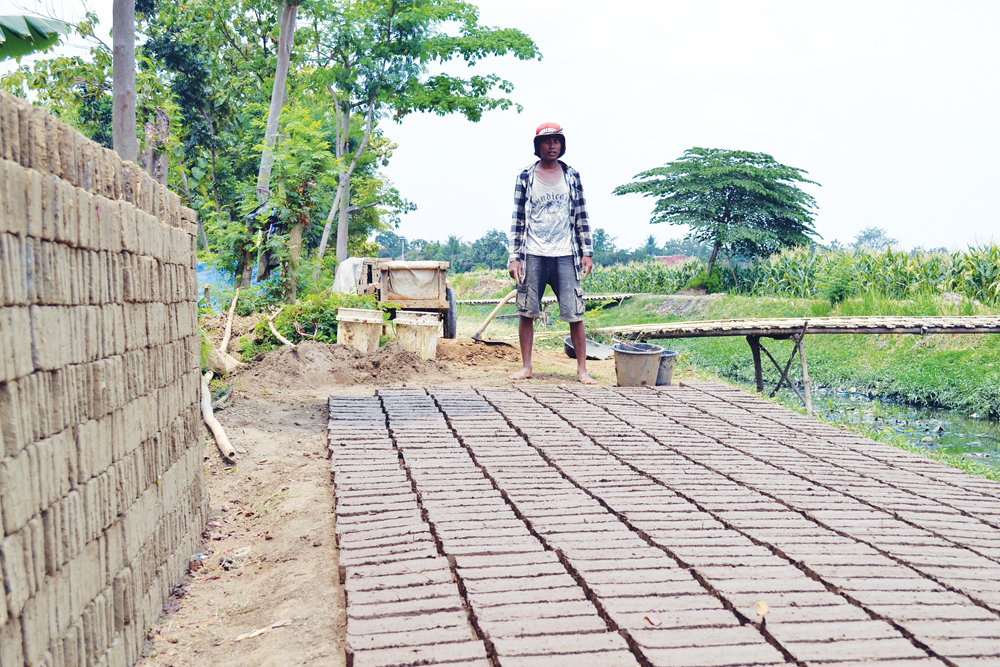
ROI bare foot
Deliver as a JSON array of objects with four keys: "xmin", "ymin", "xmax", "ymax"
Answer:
[
  {"xmin": 510, "ymin": 367, "xmax": 533, "ymax": 380},
  {"xmin": 578, "ymin": 372, "xmax": 598, "ymax": 385}
]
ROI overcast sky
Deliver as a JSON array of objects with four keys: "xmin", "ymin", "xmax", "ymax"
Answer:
[{"xmin": 4, "ymin": 0, "xmax": 998, "ymax": 251}]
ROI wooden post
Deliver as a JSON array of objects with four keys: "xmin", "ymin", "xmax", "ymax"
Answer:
[
  {"xmin": 747, "ymin": 335, "xmax": 764, "ymax": 393},
  {"xmin": 796, "ymin": 334, "xmax": 813, "ymax": 416}
]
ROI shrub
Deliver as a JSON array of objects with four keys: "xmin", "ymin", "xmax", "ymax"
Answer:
[
  {"xmin": 686, "ymin": 266, "xmax": 724, "ymax": 294},
  {"xmin": 820, "ymin": 260, "xmax": 857, "ymax": 305},
  {"xmin": 243, "ymin": 290, "xmax": 394, "ymax": 360}
]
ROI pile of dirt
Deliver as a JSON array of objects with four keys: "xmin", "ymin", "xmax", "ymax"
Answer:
[
  {"xmin": 233, "ymin": 341, "xmax": 452, "ymax": 393},
  {"xmin": 472, "ymin": 277, "xmax": 513, "ymax": 296},
  {"xmin": 437, "ymin": 338, "xmax": 520, "ymax": 365}
]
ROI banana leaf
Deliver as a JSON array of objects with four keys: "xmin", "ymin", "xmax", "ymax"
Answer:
[{"xmin": 0, "ymin": 15, "xmax": 70, "ymax": 62}]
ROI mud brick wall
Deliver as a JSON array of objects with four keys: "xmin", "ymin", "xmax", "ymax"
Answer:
[{"xmin": 0, "ymin": 91, "xmax": 207, "ymax": 667}]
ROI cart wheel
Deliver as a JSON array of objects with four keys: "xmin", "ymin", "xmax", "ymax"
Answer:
[{"xmin": 443, "ymin": 287, "xmax": 457, "ymax": 339}]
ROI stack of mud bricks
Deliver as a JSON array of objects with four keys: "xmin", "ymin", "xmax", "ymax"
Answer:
[{"xmin": 0, "ymin": 90, "xmax": 208, "ymax": 667}]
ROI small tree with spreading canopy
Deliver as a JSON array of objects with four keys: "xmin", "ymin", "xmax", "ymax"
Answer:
[
  {"xmin": 614, "ymin": 148, "xmax": 820, "ymax": 275},
  {"xmin": 308, "ymin": 0, "xmax": 540, "ymax": 263}
]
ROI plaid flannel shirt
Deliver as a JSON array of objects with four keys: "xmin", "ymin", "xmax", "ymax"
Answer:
[{"xmin": 508, "ymin": 160, "xmax": 594, "ymax": 280}]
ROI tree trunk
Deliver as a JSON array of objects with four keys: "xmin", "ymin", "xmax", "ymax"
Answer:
[
  {"xmin": 284, "ymin": 219, "xmax": 304, "ymax": 303},
  {"xmin": 335, "ymin": 180, "xmax": 350, "ymax": 262},
  {"xmin": 316, "ymin": 95, "xmax": 375, "ymax": 261},
  {"xmin": 112, "ymin": 0, "xmax": 138, "ymax": 163},
  {"xmin": 179, "ymin": 168, "xmax": 211, "ymax": 249},
  {"xmin": 707, "ymin": 241, "xmax": 721, "ymax": 275},
  {"xmin": 255, "ymin": 1, "xmax": 298, "ymax": 202},
  {"xmin": 142, "ymin": 108, "xmax": 169, "ymax": 185}
]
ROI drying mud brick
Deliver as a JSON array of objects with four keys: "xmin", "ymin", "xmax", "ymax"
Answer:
[
  {"xmin": 330, "ymin": 385, "xmax": 1000, "ymax": 666},
  {"xmin": 0, "ymin": 89, "xmax": 205, "ymax": 667}
]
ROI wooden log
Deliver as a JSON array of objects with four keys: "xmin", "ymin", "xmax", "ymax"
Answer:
[
  {"xmin": 201, "ymin": 371, "xmax": 236, "ymax": 461},
  {"xmin": 268, "ymin": 308, "xmax": 296, "ymax": 347},
  {"xmin": 797, "ymin": 335, "xmax": 813, "ymax": 416},
  {"xmin": 747, "ymin": 335, "xmax": 764, "ymax": 394},
  {"xmin": 220, "ymin": 288, "xmax": 240, "ymax": 354}
]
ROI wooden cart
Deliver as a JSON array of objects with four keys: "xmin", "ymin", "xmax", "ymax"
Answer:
[{"xmin": 357, "ymin": 259, "xmax": 458, "ymax": 338}]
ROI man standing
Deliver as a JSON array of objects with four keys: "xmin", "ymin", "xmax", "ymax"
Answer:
[{"xmin": 508, "ymin": 122, "xmax": 596, "ymax": 384}]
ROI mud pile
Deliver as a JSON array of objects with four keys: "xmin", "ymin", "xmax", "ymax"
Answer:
[{"xmin": 234, "ymin": 341, "xmax": 453, "ymax": 392}]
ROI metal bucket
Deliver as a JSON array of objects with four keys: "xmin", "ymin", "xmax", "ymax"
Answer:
[
  {"xmin": 656, "ymin": 350, "xmax": 678, "ymax": 386},
  {"xmin": 613, "ymin": 342, "xmax": 664, "ymax": 387}
]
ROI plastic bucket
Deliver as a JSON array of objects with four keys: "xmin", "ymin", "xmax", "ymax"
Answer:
[
  {"xmin": 656, "ymin": 350, "xmax": 678, "ymax": 386},
  {"xmin": 613, "ymin": 342, "xmax": 664, "ymax": 387},
  {"xmin": 336, "ymin": 308, "xmax": 383, "ymax": 353},
  {"xmin": 394, "ymin": 312, "xmax": 440, "ymax": 360}
]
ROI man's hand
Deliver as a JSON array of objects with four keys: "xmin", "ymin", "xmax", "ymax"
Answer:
[
  {"xmin": 581, "ymin": 255, "xmax": 594, "ymax": 278},
  {"xmin": 508, "ymin": 260, "xmax": 523, "ymax": 281}
]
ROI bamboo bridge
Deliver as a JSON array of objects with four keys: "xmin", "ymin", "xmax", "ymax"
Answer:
[{"xmin": 508, "ymin": 316, "xmax": 1000, "ymax": 415}]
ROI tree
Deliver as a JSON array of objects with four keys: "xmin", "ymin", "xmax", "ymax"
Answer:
[
  {"xmin": 614, "ymin": 148, "xmax": 820, "ymax": 274},
  {"xmin": 112, "ymin": 0, "xmax": 138, "ymax": 162},
  {"xmin": 309, "ymin": 0, "xmax": 540, "ymax": 262},
  {"xmin": 852, "ymin": 226, "xmax": 897, "ymax": 251},
  {"xmin": 468, "ymin": 229, "xmax": 507, "ymax": 269},
  {"xmin": 255, "ymin": 0, "xmax": 300, "ymax": 203}
]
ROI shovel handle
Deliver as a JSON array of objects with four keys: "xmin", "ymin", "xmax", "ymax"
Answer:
[{"xmin": 472, "ymin": 289, "xmax": 517, "ymax": 340}]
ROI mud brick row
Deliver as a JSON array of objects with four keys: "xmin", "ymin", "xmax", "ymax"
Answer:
[
  {"xmin": 698, "ymin": 382, "xmax": 1000, "ymax": 505},
  {"xmin": 0, "ymin": 273, "xmax": 195, "ymax": 380},
  {"xmin": 689, "ymin": 382, "xmax": 1000, "ymax": 524},
  {"xmin": 545, "ymin": 385, "xmax": 1000, "ymax": 664},
  {"xmin": 0, "ymin": 91, "xmax": 205, "ymax": 667},
  {"xmin": 0, "ymin": 231, "xmax": 194, "ymax": 310},
  {"xmin": 331, "ymin": 384, "xmax": 1000, "ymax": 665},
  {"xmin": 620, "ymin": 387, "xmax": 1000, "ymax": 618},
  {"xmin": 1, "ymin": 341, "xmax": 199, "ymax": 456},
  {"xmin": 473, "ymin": 387, "xmax": 790, "ymax": 667},
  {"xmin": 327, "ymin": 395, "xmax": 489, "ymax": 667},
  {"xmin": 378, "ymin": 387, "xmax": 635, "ymax": 667},
  {"xmin": 0, "ymin": 93, "xmax": 194, "ymax": 232},
  {"xmin": 0, "ymin": 160, "xmax": 193, "ymax": 262}
]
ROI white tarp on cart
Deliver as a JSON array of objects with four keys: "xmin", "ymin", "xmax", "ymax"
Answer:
[{"xmin": 333, "ymin": 257, "xmax": 365, "ymax": 294}]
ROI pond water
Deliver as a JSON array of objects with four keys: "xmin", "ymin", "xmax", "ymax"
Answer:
[{"xmin": 764, "ymin": 385, "xmax": 1000, "ymax": 474}]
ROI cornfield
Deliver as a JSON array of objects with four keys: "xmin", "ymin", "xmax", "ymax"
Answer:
[
  {"xmin": 746, "ymin": 245, "xmax": 1000, "ymax": 305},
  {"xmin": 586, "ymin": 259, "xmax": 704, "ymax": 294},
  {"xmin": 453, "ymin": 245, "xmax": 1000, "ymax": 305}
]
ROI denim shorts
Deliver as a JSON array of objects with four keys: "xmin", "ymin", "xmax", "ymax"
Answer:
[{"xmin": 516, "ymin": 255, "xmax": 585, "ymax": 323}]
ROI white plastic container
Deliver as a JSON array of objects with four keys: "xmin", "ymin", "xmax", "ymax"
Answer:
[
  {"xmin": 394, "ymin": 311, "xmax": 440, "ymax": 360},
  {"xmin": 336, "ymin": 308, "xmax": 383, "ymax": 353}
]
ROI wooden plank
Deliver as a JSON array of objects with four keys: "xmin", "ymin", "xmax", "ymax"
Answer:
[
  {"xmin": 382, "ymin": 298, "xmax": 449, "ymax": 310},
  {"xmin": 458, "ymin": 293, "xmax": 635, "ymax": 305},
  {"xmin": 501, "ymin": 315, "xmax": 1000, "ymax": 341}
]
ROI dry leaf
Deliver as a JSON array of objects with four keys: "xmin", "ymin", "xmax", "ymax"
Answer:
[
  {"xmin": 756, "ymin": 601, "xmax": 769, "ymax": 616},
  {"xmin": 644, "ymin": 615, "xmax": 662, "ymax": 627}
]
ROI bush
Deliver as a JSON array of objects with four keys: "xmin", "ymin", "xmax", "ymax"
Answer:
[
  {"xmin": 686, "ymin": 266, "xmax": 724, "ymax": 293},
  {"xmin": 820, "ymin": 260, "xmax": 857, "ymax": 305},
  {"xmin": 243, "ymin": 290, "xmax": 394, "ymax": 360}
]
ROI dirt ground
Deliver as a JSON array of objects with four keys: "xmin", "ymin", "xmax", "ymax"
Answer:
[{"xmin": 136, "ymin": 335, "xmax": 641, "ymax": 667}]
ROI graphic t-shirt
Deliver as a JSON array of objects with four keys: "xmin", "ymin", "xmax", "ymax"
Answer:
[{"xmin": 524, "ymin": 168, "xmax": 572, "ymax": 257}]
